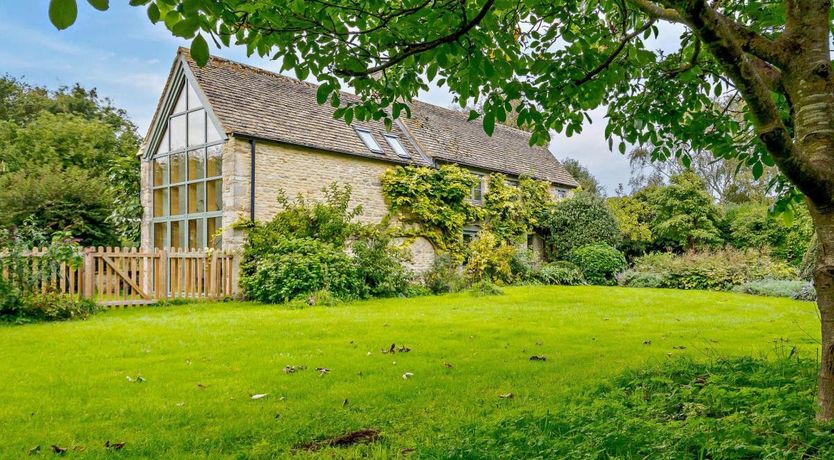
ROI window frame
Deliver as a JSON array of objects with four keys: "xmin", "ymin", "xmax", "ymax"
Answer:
[
  {"xmin": 470, "ymin": 172, "xmax": 485, "ymax": 204},
  {"xmin": 354, "ymin": 128, "xmax": 384, "ymax": 154},
  {"xmin": 150, "ymin": 81, "xmax": 225, "ymax": 250},
  {"xmin": 383, "ymin": 134, "xmax": 410, "ymax": 158}
]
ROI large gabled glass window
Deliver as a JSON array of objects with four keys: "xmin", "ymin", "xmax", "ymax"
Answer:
[{"xmin": 151, "ymin": 78, "xmax": 224, "ymax": 249}]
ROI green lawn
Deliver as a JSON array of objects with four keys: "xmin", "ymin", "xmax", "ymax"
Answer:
[{"xmin": 0, "ymin": 286, "xmax": 820, "ymax": 458}]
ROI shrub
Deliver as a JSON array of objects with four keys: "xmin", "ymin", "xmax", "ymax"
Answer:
[
  {"xmin": 464, "ymin": 231, "xmax": 515, "ymax": 284},
  {"xmin": 422, "ymin": 253, "xmax": 468, "ymax": 295},
  {"xmin": 632, "ymin": 249, "xmax": 798, "ymax": 291},
  {"xmin": 568, "ymin": 243, "xmax": 627, "ymax": 285},
  {"xmin": 734, "ymin": 279, "xmax": 808, "ymax": 298},
  {"xmin": 350, "ymin": 227, "xmax": 412, "ymax": 299},
  {"xmin": 469, "ymin": 280, "xmax": 504, "ymax": 297},
  {"xmin": 544, "ymin": 191, "xmax": 621, "ymax": 259},
  {"xmin": 241, "ymin": 237, "xmax": 360, "ymax": 303},
  {"xmin": 617, "ymin": 269, "xmax": 666, "ymax": 288},
  {"xmin": 241, "ymin": 184, "xmax": 415, "ymax": 303},
  {"xmin": 793, "ymin": 283, "xmax": 817, "ymax": 302},
  {"xmin": 509, "ymin": 249, "xmax": 542, "ymax": 284},
  {"xmin": 441, "ymin": 357, "xmax": 834, "ymax": 459},
  {"xmin": 17, "ymin": 292, "xmax": 99, "ymax": 322},
  {"xmin": 538, "ymin": 261, "xmax": 585, "ymax": 286},
  {"xmin": 723, "ymin": 202, "xmax": 813, "ymax": 266}
]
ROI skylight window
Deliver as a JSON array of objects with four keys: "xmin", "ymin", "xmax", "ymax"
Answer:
[
  {"xmin": 355, "ymin": 128, "xmax": 384, "ymax": 154},
  {"xmin": 384, "ymin": 134, "xmax": 410, "ymax": 158}
]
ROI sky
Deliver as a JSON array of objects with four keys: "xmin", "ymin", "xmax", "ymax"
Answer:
[{"xmin": 0, "ymin": 1, "xmax": 682, "ymax": 192}]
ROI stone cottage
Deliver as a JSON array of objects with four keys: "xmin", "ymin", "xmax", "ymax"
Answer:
[{"xmin": 139, "ymin": 48, "xmax": 577, "ymax": 270}]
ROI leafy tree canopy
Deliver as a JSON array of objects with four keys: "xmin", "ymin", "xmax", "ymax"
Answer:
[
  {"xmin": 561, "ymin": 158, "xmax": 604, "ymax": 196},
  {"xmin": 0, "ymin": 75, "xmax": 141, "ymax": 244}
]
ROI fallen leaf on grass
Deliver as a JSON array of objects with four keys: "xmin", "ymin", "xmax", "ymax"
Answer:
[
  {"xmin": 197, "ymin": 383, "xmax": 207, "ymax": 389},
  {"xmin": 342, "ymin": 398, "xmax": 349, "ymax": 407},
  {"xmin": 529, "ymin": 355, "xmax": 547, "ymax": 361},
  {"xmin": 499, "ymin": 393, "xmax": 514, "ymax": 399},
  {"xmin": 401, "ymin": 447, "xmax": 416, "ymax": 455},
  {"xmin": 51, "ymin": 445, "xmax": 67, "ymax": 454},
  {"xmin": 397, "ymin": 345, "xmax": 411, "ymax": 353},
  {"xmin": 316, "ymin": 367, "xmax": 330, "ymax": 376},
  {"xmin": 250, "ymin": 393, "xmax": 269, "ymax": 400},
  {"xmin": 443, "ymin": 362, "xmax": 453, "ymax": 368},
  {"xmin": 643, "ymin": 340, "xmax": 652, "ymax": 345},
  {"xmin": 283, "ymin": 365, "xmax": 306, "ymax": 374},
  {"xmin": 402, "ymin": 372, "xmax": 414, "ymax": 380},
  {"xmin": 126, "ymin": 375, "xmax": 146, "ymax": 383},
  {"xmin": 672, "ymin": 345, "xmax": 687, "ymax": 350},
  {"xmin": 28, "ymin": 445, "xmax": 40, "ymax": 455},
  {"xmin": 296, "ymin": 429, "xmax": 380, "ymax": 452},
  {"xmin": 104, "ymin": 440, "xmax": 126, "ymax": 450}
]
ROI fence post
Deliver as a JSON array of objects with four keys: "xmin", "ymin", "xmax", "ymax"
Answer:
[
  {"xmin": 83, "ymin": 247, "xmax": 94, "ymax": 300},
  {"xmin": 159, "ymin": 248, "xmax": 169, "ymax": 301}
]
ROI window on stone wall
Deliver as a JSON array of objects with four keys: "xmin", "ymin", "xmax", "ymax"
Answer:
[
  {"xmin": 470, "ymin": 173, "xmax": 485, "ymax": 204},
  {"xmin": 150, "ymin": 79, "xmax": 224, "ymax": 249}
]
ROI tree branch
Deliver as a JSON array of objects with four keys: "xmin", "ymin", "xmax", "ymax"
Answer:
[
  {"xmin": 659, "ymin": 0, "xmax": 832, "ymax": 203},
  {"xmin": 574, "ymin": 20, "xmax": 656, "ymax": 86},
  {"xmin": 334, "ymin": 0, "xmax": 496, "ymax": 77}
]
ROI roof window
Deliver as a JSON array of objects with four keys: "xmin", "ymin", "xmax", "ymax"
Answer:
[
  {"xmin": 355, "ymin": 128, "xmax": 384, "ymax": 154},
  {"xmin": 383, "ymin": 134, "xmax": 410, "ymax": 158}
]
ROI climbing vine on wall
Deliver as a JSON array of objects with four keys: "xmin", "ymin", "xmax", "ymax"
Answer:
[{"xmin": 381, "ymin": 164, "xmax": 554, "ymax": 258}]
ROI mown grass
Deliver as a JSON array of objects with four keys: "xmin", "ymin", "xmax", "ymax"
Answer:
[{"xmin": 0, "ymin": 286, "xmax": 821, "ymax": 458}]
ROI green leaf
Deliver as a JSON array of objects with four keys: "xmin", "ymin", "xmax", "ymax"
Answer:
[
  {"xmin": 467, "ymin": 110, "xmax": 480, "ymax": 121},
  {"xmin": 87, "ymin": 0, "xmax": 109, "ymax": 11},
  {"xmin": 191, "ymin": 34, "xmax": 209, "ymax": 67},
  {"xmin": 49, "ymin": 0, "xmax": 78, "ymax": 30},
  {"xmin": 752, "ymin": 161, "xmax": 764, "ymax": 179},
  {"xmin": 483, "ymin": 112, "xmax": 495, "ymax": 136},
  {"xmin": 147, "ymin": 3, "xmax": 160, "ymax": 23},
  {"xmin": 316, "ymin": 83, "xmax": 330, "ymax": 105},
  {"xmin": 172, "ymin": 17, "xmax": 200, "ymax": 38}
]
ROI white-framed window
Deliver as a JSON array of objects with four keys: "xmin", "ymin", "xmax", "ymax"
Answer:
[
  {"xmin": 470, "ymin": 173, "xmax": 485, "ymax": 203},
  {"xmin": 151, "ymin": 79, "xmax": 224, "ymax": 249},
  {"xmin": 555, "ymin": 188, "xmax": 568, "ymax": 199},
  {"xmin": 355, "ymin": 128, "xmax": 384, "ymax": 154},
  {"xmin": 506, "ymin": 177, "xmax": 519, "ymax": 187},
  {"xmin": 383, "ymin": 134, "xmax": 410, "ymax": 158}
]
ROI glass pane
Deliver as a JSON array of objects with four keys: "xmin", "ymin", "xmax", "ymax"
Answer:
[
  {"xmin": 207, "ymin": 217, "xmax": 221, "ymax": 249},
  {"xmin": 153, "ymin": 156, "xmax": 169, "ymax": 187},
  {"xmin": 170, "ymin": 185, "xmax": 186, "ymax": 216},
  {"xmin": 207, "ymin": 179, "xmax": 222, "ymax": 212},
  {"xmin": 187, "ymin": 83, "xmax": 201, "ymax": 110},
  {"xmin": 170, "ymin": 114, "xmax": 186, "ymax": 150},
  {"xmin": 187, "ymin": 149, "xmax": 205, "ymax": 181},
  {"xmin": 170, "ymin": 152, "xmax": 186, "ymax": 184},
  {"xmin": 188, "ymin": 110, "xmax": 206, "ymax": 146},
  {"xmin": 188, "ymin": 219, "xmax": 204, "ymax": 249},
  {"xmin": 188, "ymin": 182, "xmax": 205, "ymax": 214},
  {"xmin": 207, "ymin": 144, "xmax": 222, "ymax": 177},
  {"xmin": 155, "ymin": 127, "xmax": 169, "ymax": 156},
  {"xmin": 174, "ymin": 84, "xmax": 187, "ymax": 113},
  {"xmin": 207, "ymin": 116, "xmax": 222, "ymax": 142},
  {"xmin": 171, "ymin": 220, "xmax": 184, "ymax": 249},
  {"xmin": 153, "ymin": 188, "xmax": 168, "ymax": 217},
  {"xmin": 153, "ymin": 222, "xmax": 166, "ymax": 249}
]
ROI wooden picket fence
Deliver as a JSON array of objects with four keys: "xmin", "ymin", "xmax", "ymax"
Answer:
[{"xmin": 3, "ymin": 247, "xmax": 236, "ymax": 306}]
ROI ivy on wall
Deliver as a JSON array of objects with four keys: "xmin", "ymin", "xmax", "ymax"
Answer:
[{"xmin": 381, "ymin": 164, "xmax": 554, "ymax": 259}]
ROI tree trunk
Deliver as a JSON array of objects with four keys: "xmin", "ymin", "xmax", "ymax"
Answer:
[{"xmin": 810, "ymin": 204, "xmax": 834, "ymax": 420}]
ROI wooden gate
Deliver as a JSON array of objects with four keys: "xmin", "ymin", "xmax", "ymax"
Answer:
[{"xmin": 7, "ymin": 247, "xmax": 236, "ymax": 306}]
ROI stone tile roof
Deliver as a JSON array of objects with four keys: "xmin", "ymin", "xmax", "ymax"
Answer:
[{"xmin": 179, "ymin": 48, "xmax": 577, "ymax": 187}]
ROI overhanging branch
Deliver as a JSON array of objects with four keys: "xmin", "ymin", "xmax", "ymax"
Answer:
[{"xmin": 334, "ymin": 0, "xmax": 496, "ymax": 77}]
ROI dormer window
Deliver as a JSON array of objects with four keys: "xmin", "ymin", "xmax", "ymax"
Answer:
[
  {"xmin": 355, "ymin": 128, "xmax": 384, "ymax": 154},
  {"xmin": 383, "ymin": 134, "xmax": 410, "ymax": 158}
]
